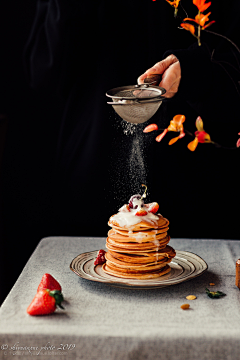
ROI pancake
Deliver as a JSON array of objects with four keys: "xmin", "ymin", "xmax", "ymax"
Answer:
[
  {"xmin": 107, "ymin": 246, "xmax": 176, "ymax": 264},
  {"xmin": 108, "ymin": 214, "xmax": 169, "ymax": 231},
  {"xmin": 106, "ymin": 237, "xmax": 171, "ymax": 254},
  {"xmin": 104, "ymin": 261, "xmax": 170, "ymax": 274},
  {"xmin": 102, "ymin": 263, "xmax": 171, "ymax": 279},
  {"xmin": 98, "ymin": 194, "xmax": 175, "ymax": 280},
  {"xmin": 108, "ymin": 229, "xmax": 169, "ymax": 243},
  {"xmin": 114, "ymin": 228, "xmax": 169, "ymax": 237},
  {"xmin": 111, "ymin": 262, "xmax": 171, "ymax": 272},
  {"xmin": 106, "ymin": 235, "xmax": 170, "ymax": 250},
  {"xmin": 105, "ymin": 251, "xmax": 171, "ymax": 270}
]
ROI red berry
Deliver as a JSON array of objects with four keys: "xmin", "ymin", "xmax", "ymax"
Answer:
[
  {"xmin": 147, "ymin": 202, "xmax": 159, "ymax": 214},
  {"xmin": 27, "ymin": 290, "xmax": 64, "ymax": 316},
  {"xmin": 135, "ymin": 209, "xmax": 148, "ymax": 216},
  {"xmin": 37, "ymin": 274, "xmax": 62, "ymax": 292},
  {"xmin": 98, "ymin": 250, "xmax": 106, "ymax": 256},
  {"xmin": 94, "ymin": 250, "xmax": 106, "ymax": 265}
]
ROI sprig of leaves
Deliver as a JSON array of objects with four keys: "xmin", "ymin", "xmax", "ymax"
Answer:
[{"xmin": 205, "ymin": 288, "xmax": 226, "ymax": 299}]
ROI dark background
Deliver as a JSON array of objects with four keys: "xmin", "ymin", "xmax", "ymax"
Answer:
[
  {"xmin": 0, "ymin": 0, "xmax": 239, "ymax": 305},
  {"xmin": 0, "ymin": 0, "xmax": 58, "ymax": 305}
]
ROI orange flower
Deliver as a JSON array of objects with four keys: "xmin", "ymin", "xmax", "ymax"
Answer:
[
  {"xmin": 181, "ymin": 23, "xmax": 195, "ymax": 35},
  {"xmin": 155, "ymin": 115, "xmax": 185, "ymax": 144},
  {"xmin": 193, "ymin": 0, "xmax": 211, "ymax": 13},
  {"xmin": 143, "ymin": 124, "xmax": 158, "ymax": 133},
  {"xmin": 156, "ymin": 128, "xmax": 168, "ymax": 142},
  {"xmin": 188, "ymin": 137, "xmax": 199, "ymax": 151},
  {"xmin": 236, "ymin": 133, "xmax": 240, "ymax": 147},
  {"xmin": 168, "ymin": 130, "xmax": 185, "ymax": 145},
  {"xmin": 166, "ymin": 0, "xmax": 180, "ymax": 8},
  {"xmin": 195, "ymin": 130, "xmax": 211, "ymax": 143},
  {"xmin": 168, "ymin": 114, "xmax": 185, "ymax": 131},
  {"xmin": 183, "ymin": 12, "xmax": 215, "ymax": 29},
  {"xmin": 187, "ymin": 116, "xmax": 211, "ymax": 151},
  {"xmin": 195, "ymin": 12, "xmax": 210, "ymax": 27}
]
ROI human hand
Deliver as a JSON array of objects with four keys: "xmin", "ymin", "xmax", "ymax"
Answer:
[{"xmin": 137, "ymin": 55, "xmax": 181, "ymax": 98}]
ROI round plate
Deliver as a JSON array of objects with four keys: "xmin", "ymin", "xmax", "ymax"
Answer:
[{"xmin": 70, "ymin": 250, "xmax": 208, "ymax": 289}]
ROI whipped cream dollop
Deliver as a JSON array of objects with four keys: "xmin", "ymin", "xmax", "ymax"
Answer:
[
  {"xmin": 111, "ymin": 208, "xmax": 159, "ymax": 227},
  {"xmin": 111, "ymin": 192, "xmax": 160, "ymax": 228},
  {"xmin": 132, "ymin": 198, "xmax": 144, "ymax": 208}
]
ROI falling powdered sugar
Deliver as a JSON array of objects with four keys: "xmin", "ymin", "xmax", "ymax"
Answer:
[
  {"xmin": 121, "ymin": 121, "xmax": 137, "ymax": 136},
  {"xmin": 120, "ymin": 119, "xmax": 148, "ymax": 188},
  {"xmin": 128, "ymin": 133, "xmax": 148, "ymax": 192},
  {"xmin": 108, "ymin": 112, "xmax": 152, "ymax": 208}
]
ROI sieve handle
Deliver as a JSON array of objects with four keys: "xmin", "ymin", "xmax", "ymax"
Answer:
[{"xmin": 144, "ymin": 74, "xmax": 162, "ymax": 86}]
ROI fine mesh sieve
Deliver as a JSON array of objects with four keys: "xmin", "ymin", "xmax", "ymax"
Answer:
[{"xmin": 106, "ymin": 74, "xmax": 166, "ymax": 124}]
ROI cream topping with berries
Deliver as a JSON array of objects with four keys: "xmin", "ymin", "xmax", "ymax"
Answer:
[
  {"xmin": 111, "ymin": 185, "xmax": 160, "ymax": 228},
  {"xmin": 112, "ymin": 208, "xmax": 159, "ymax": 227}
]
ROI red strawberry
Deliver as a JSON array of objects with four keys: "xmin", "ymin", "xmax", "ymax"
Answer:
[
  {"xmin": 135, "ymin": 209, "xmax": 148, "ymax": 216},
  {"xmin": 147, "ymin": 202, "xmax": 159, "ymax": 214},
  {"xmin": 94, "ymin": 249, "xmax": 106, "ymax": 265},
  {"xmin": 37, "ymin": 273, "xmax": 62, "ymax": 292},
  {"xmin": 27, "ymin": 290, "xmax": 64, "ymax": 316}
]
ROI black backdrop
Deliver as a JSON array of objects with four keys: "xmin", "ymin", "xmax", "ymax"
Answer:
[
  {"xmin": 0, "ymin": 0, "xmax": 61, "ymax": 304},
  {"xmin": 0, "ymin": 0, "xmax": 240, "ymax": 304}
]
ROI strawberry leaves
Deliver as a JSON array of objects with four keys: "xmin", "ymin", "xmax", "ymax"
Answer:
[{"xmin": 205, "ymin": 288, "xmax": 226, "ymax": 299}]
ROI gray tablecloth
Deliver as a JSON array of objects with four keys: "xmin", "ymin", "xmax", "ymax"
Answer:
[{"xmin": 0, "ymin": 237, "xmax": 240, "ymax": 360}]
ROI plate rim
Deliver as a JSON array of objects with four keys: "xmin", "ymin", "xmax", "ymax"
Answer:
[{"xmin": 70, "ymin": 249, "xmax": 208, "ymax": 289}]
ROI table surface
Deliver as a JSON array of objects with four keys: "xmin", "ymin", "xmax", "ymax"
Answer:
[{"xmin": 0, "ymin": 237, "xmax": 240, "ymax": 360}]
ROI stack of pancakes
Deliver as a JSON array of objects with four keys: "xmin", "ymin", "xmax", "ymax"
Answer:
[{"xmin": 102, "ymin": 214, "xmax": 176, "ymax": 280}]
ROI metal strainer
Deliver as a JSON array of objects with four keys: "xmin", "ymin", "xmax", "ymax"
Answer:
[{"xmin": 106, "ymin": 75, "xmax": 166, "ymax": 124}]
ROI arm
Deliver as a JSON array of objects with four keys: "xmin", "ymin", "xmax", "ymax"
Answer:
[
  {"xmin": 137, "ymin": 0, "xmax": 240, "ymax": 137},
  {"xmin": 138, "ymin": 54, "xmax": 181, "ymax": 99},
  {"xmin": 138, "ymin": 41, "xmax": 215, "ymax": 101},
  {"xmin": 138, "ymin": 39, "xmax": 240, "ymax": 145}
]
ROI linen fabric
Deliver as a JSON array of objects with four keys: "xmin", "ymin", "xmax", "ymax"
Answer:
[{"xmin": 0, "ymin": 237, "xmax": 240, "ymax": 360}]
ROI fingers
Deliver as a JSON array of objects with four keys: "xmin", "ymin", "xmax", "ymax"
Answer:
[
  {"xmin": 137, "ymin": 54, "xmax": 181, "ymax": 98},
  {"xmin": 159, "ymin": 60, "xmax": 181, "ymax": 98},
  {"xmin": 138, "ymin": 54, "xmax": 179, "ymax": 85},
  {"xmin": 146, "ymin": 55, "xmax": 179, "ymax": 75},
  {"xmin": 137, "ymin": 73, "xmax": 148, "ymax": 84}
]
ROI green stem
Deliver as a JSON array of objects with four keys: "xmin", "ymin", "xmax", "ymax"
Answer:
[{"xmin": 198, "ymin": 12, "xmax": 201, "ymax": 46}]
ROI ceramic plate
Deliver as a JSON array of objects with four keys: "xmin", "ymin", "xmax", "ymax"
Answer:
[{"xmin": 70, "ymin": 250, "xmax": 208, "ymax": 289}]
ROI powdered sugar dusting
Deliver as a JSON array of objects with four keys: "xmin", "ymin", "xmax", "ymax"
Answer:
[
  {"xmin": 121, "ymin": 121, "xmax": 137, "ymax": 136},
  {"xmin": 108, "ymin": 113, "xmax": 152, "ymax": 209},
  {"xmin": 129, "ymin": 135, "xmax": 147, "ymax": 187}
]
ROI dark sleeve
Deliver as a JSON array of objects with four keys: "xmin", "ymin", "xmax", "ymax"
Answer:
[
  {"xmin": 164, "ymin": 29, "xmax": 240, "ymax": 106},
  {"xmin": 163, "ymin": 36, "xmax": 240, "ymax": 145},
  {"xmin": 162, "ymin": 0, "xmax": 240, "ymax": 145},
  {"xmin": 23, "ymin": 0, "xmax": 98, "ymax": 98},
  {"xmin": 164, "ymin": 41, "xmax": 213, "ymax": 101}
]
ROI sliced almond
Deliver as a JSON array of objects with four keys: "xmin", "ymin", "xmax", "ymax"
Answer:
[
  {"xmin": 181, "ymin": 304, "xmax": 190, "ymax": 310},
  {"xmin": 186, "ymin": 295, "xmax": 196, "ymax": 300}
]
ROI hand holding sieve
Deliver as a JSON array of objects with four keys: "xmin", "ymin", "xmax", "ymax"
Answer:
[
  {"xmin": 106, "ymin": 74, "xmax": 166, "ymax": 124},
  {"xmin": 142, "ymin": 74, "xmax": 162, "ymax": 86}
]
